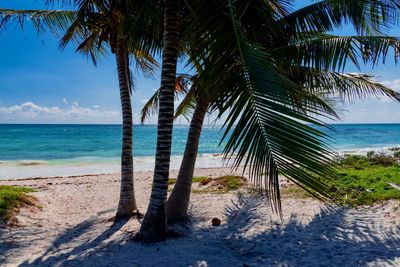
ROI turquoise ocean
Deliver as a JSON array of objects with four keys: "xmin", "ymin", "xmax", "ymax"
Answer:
[{"xmin": 1, "ymin": 124, "xmax": 400, "ymax": 179}]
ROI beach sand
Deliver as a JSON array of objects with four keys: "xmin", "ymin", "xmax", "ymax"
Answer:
[{"xmin": 1, "ymin": 167, "xmax": 400, "ymax": 266}]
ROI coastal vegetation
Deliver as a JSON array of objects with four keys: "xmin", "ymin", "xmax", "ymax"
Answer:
[
  {"xmin": 1, "ymin": 0, "xmax": 400, "ymax": 243},
  {"xmin": 332, "ymin": 154, "xmax": 400, "ymax": 206},
  {"xmin": 168, "ymin": 176, "xmax": 211, "ymax": 185},
  {"xmin": 282, "ymin": 153, "xmax": 400, "ymax": 206},
  {"xmin": 0, "ymin": 186, "xmax": 36, "ymax": 223},
  {"xmin": 169, "ymin": 175, "xmax": 247, "ymax": 193}
]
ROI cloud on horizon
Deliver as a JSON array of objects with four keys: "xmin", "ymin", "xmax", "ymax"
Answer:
[
  {"xmin": 0, "ymin": 101, "xmax": 121, "ymax": 124},
  {"xmin": 1, "ymin": 77, "xmax": 400, "ymax": 124}
]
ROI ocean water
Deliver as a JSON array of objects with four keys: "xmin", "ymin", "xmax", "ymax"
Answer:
[{"xmin": 1, "ymin": 123, "xmax": 400, "ymax": 179}]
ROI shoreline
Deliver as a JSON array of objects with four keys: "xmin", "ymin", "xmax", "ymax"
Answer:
[
  {"xmin": 2, "ymin": 145, "xmax": 400, "ymax": 180},
  {"xmin": 0, "ymin": 153, "xmax": 229, "ymax": 180}
]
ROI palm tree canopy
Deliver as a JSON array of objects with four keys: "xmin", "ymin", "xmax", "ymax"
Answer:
[
  {"xmin": 0, "ymin": 1, "xmax": 161, "ymax": 70},
  {"xmin": 182, "ymin": 0, "xmax": 400, "ymax": 213}
]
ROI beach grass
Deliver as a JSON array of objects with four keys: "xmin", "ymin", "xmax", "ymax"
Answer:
[
  {"xmin": 281, "ymin": 186, "xmax": 312, "ymax": 199},
  {"xmin": 214, "ymin": 175, "xmax": 246, "ymax": 191},
  {"xmin": 168, "ymin": 176, "xmax": 211, "ymax": 185},
  {"xmin": 0, "ymin": 186, "xmax": 36, "ymax": 222},
  {"xmin": 169, "ymin": 175, "xmax": 247, "ymax": 193},
  {"xmin": 313, "ymin": 154, "xmax": 400, "ymax": 206},
  {"xmin": 280, "ymin": 154, "xmax": 400, "ymax": 206}
]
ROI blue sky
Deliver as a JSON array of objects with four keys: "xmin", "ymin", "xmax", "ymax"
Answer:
[{"xmin": 0, "ymin": 0, "xmax": 400, "ymax": 124}]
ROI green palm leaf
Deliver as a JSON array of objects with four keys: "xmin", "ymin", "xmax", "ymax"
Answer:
[
  {"xmin": 282, "ymin": 0, "xmax": 400, "ymax": 35},
  {"xmin": 194, "ymin": 1, "xmax": 335, "ymax": 213},
  {"xmin": 0, "ymin": 8, "xmax": 76, "ymax": 36},
  {"xmin": 283, "ymin": 66, "xmax": 400, "ymax": 102},
  {"xmin": 272, "ymin": 34, "xmax": 400, "ymax": 71},
  {"xmin": 140, "ymin": 74, "xmax": 196, "ymax": 123}
]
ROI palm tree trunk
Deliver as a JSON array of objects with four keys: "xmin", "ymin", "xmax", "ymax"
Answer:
[
  {"xmin": 139, "ymin": 0, "xmax": 181, "ymax": 241},
  {"xmin": 115, "ymin": 39, "xmax": 138, "ymax": 221},
  {"xmin": 166, "ymin": 97, "xmax": 209, "ymax": 223}
]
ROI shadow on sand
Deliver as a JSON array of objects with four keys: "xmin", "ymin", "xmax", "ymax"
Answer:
[
  {"xmin": 7, "ymin": 195, "xmax": 400, "ymax": 266},
  {"xmin": 0, "ymin": 221, "xmax": 52, "ymax": 266}
]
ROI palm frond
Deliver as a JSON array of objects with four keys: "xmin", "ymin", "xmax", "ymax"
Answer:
[
  {"xmin": 0, "ymin": 8, "xmax": 76, "ymax": 37},
  {"xmin": 272, "ymin": 34, "xmax": 400, "ymax": 72},
  {"xmin": 140, "ymin": 88, "xmax": 161, "ymax": 124},
  {"xmin": 131, "ymin": 49, "xmax": 159, "ymax": 79},
  {"xmin": 140, "ymin": 73, "xmax": 194, "ymax": 123},
  {"xmin": 284, "ymin": 66, "xmax": 400, "ymax": 103},
  {"xmin": 174, "ymin": 86, "xmax": 197, "ymax": 120},
  {"xmin": 186, "ymin": 0, "xmax": 337, "ymax": 214},
  {"xmin": 282, "ymin": 0, "xmax": 400, "ymax": 35}
]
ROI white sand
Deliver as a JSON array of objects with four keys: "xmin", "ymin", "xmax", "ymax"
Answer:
[{"xmin": 1, "ymin": 167, "xmax": 400, "ymax": 266}]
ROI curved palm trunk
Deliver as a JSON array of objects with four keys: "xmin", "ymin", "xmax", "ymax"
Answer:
[
  {"xmin": 115, "ymin": 39, "xmax": 138, "ymax": 221},
  {"xmin": 166, "ymin": 97, "xmax": 209, "ymax": 223},
  {"xmin": 139, "ymin": 0, "xmax": 181, "ymax": 241}
]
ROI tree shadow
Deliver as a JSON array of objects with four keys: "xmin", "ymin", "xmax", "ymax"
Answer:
[
  {"xmin": 16, "ymin": 209, "xmax": 131, "ymax": 267},
  {"xmin": 5, "ymin": 196, "xmax": 400, "ymax": 266},
  {"xmin": 221, "ymin": 194, "xmax": 400, "ymax": 266},
  {"xmin": 0, "ymin": 223, "xmax": 49, "ymax": 266}
]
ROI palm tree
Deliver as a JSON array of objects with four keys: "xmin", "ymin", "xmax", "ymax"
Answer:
[
  {"xmin": 0, "ymin": 1, "xmax": 162, "ymax": 221},
  {"xmin": 141, "ymin": 74, "xmax": 212, "ymax": 223},
  {"xmin": 138, "ymin": 0, "xmax": 182, "ymax": 242}
]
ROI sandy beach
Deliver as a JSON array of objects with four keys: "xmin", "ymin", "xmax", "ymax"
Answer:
[{"xmin": 0, "ymin": 167, "xmax": 399, "ymax": 267}]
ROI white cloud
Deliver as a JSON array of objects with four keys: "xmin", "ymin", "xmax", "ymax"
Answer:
[
  {"xmin": 378, "ymin": 79, "xmax": 400, "ymax": 103},
  {"xmin": 62, "ymin": 98, "xmax": 68, "ymax": 105},
  {"xmin": 141, "ymin": 98, "xmax": 149, "ymax": 104},
  {"xmin": 377, "ymin": 108, "xmax": 390, "ymax": 116},
  {"xmin": 92, "ymin": 105, "xmax": 100, "ymax": 109},
  {"xmin": 0, "ymin": 101, "xmax": 121, "ymax": 124},
  {"xmin": 382, "ymin": 79, "xmax": 400, "ymax": 91}
]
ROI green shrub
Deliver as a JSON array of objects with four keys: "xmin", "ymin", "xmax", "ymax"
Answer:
[
  {"xmin": 366, "ymin": 151, "xmax": 375, "ymax": 159},
  {"xmin": 216, "ymin": 175, "xmax": 246, "ymax": 191},
  {"xmin": 168, "ymin": 176, "xmax": 211, "ymax": 185},
  {"xmin": 373, "ymin": 155, "xmax": 396, "ymax": 166},
  {"xmin": 338, "ymin": 154, "xmax": 397, "ymax": 169},
  {"xmin": 0, "ymin": 186, "xmax": 35, "ymax": 222},
  {"xmin": 291, "ymin": 154, "xmax": 400, "ymax": 206},
  {"xmin": 339, "ymin": 155, "xmax": 370, "ymax": 169},
  {"xmin": 329, "ymin": 165, "xmax": 400, "ymax": 206}
]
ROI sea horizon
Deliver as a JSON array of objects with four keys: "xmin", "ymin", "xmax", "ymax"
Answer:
[{"xmin": 1, "ymin": 122, "xmax": 400, "ymax": 125}]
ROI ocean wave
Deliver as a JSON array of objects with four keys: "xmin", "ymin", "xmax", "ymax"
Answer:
[
  {"xmin": 0, "ymin": 154, "xmax": 228, "ymax": 180},
  {"xmin": 16, "ymin": 160, "xmax": 46, "ymax": 166}
]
